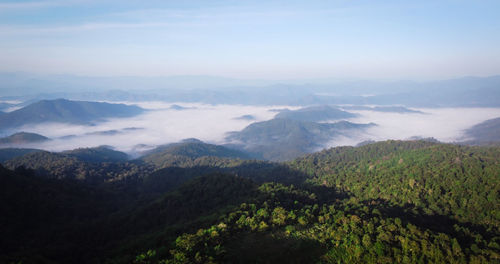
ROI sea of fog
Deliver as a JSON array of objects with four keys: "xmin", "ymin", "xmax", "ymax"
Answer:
[
  {"xmin": 324, "ymin": 107, "xmax": 500, "ymax": 148},
  {"xmin": 17, "ymin": 102, "xmax": 298, "ymax": 154},
  {"xmin": 11, "ymin": 102, "xmax": 500, "ymax": 155}
]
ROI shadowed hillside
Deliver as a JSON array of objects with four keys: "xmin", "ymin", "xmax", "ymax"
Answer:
[
  {"xmin": 140, "ymin": 139, "xmax": 252, "ymax": 168},
  {"xmin": 1, "ymin": 140, "xmax": 499, "ymax": 263}
]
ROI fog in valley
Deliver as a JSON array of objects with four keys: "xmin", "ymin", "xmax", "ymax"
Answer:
[
  {"xmin": 16, "ymin": 102, "xmax": 281, "ymax": 154},
  {"xmin": 325, "ymin": 107, "xmax": 500, "ymax": 148},
  {"xmin": 5, "ymin": 100, "xmax": 499, "ymax": 157},
  {"xmin": 2, "ymin": 1, "xmax": 500, "ymax": 263}
]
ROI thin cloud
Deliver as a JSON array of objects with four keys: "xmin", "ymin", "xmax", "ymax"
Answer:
[
  {"xmin": 0, "ymin": 7, "xmax": 298, "ymax": 36},
  {"xmin": 0, "ymin": 0, "xmax": 85, "ymax": 10},
  {"xmin": 109, "ymin": 7, "xmax": 298, "ymax": 21},
  {"xmin": 0, "ymin": 22, "xmax": 181, "ymax": 35}
]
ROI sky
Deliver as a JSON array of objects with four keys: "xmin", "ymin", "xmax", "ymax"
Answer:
[{"xmin": 1, "ymin": 0, "xmax": 500, "ymax": 80}]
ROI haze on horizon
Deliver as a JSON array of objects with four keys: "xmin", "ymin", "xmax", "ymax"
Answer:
[
  {"xmin": 1, "ymin": 0, "xmax": 500, "ymax": 81},
  {"xmin": 1, "ymin": 0, "xmax": 500, "ymax": 159}
]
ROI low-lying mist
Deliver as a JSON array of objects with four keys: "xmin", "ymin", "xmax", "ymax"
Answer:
[
  {"xmin": 17, "ymin": 102, "xmax": 282, "ymax": 154},
  {"xmin": 324, "ymin": 107, "xmax": 500, "ymax": 148},
  {"xmin": 8, "ymin": 102, "xmax": 500, "ymax": 158}
]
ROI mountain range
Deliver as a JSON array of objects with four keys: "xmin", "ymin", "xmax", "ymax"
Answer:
[
  {"xmin": 341, "ymin": 105, "xmax": 424, "ymax": 113},
  {"xmin": 2, "ymin": 74, "xmax": 500, "ymax": 107}
]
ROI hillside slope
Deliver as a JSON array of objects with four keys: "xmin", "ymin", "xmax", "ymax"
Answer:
[
  {"xmin": 140, "ymin": 139, "xmax": 251, "ymax": 168},
  {"xmin": 274, "ymin": 105, "xmax": 356, "ymax": 122},
  {"xmin": 226, "ymin": 118, "xmax": 374, "ymax": 161},
  {"xmin": 0, "ymin": 132, "xmax": 49, "ymax": 145},
  {"xmin": 463, "ymin": 117, "xmax": 500, "ymax": 145},
  {"xmin": 1, "ymin": 140, "xmax": 499, "ymax": 263},
  {"xmin": 0, "ymin": 99, "xmax": 144, "ymax": 131}
]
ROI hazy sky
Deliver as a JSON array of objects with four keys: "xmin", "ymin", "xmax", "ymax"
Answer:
[{"xmin": 1, "ymin": 0, "xmax": 499, "ymax": 80}]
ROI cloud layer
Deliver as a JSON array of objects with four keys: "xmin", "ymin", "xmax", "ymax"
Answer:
[
  {"xmin": 5, "ymin": 103, "xmax": 500, "ymax": 156},
  {"xmin": 18, "ymin": 102, "xmax": 281, "ymax": 153},
  {"xmin": 325, "ymin": 107, "xmax": 500, "ymax": 148}
]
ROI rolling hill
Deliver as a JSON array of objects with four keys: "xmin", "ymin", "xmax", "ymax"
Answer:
[
  {"xmin": 140, "ymin": 139, "xmax": 252, "ymax": 168},
  {"xmin": 0, "ymin": 99, "xmax": 144, "ymax": 131},
  {"xmin": 463, "ymin": 117, "xmax": 500, "ymax": 145},
  {"xmin": 274, "ymin": 105, "xmax": 356, "ymax": 122},
  {"xmin": 61, "ymin": 146, "xmax": 129, "ymax": 163},
  {"xmin": 0, "ymin": 132, "xmax": 49, "ymax": 145},
  {"xmin": 226, "ymin": 118, "xmax": 375, "ymax": 161},
  {"xmin": 3, "ymin": 147, "xmax": 144, "ymax": 183},
  {"xmin": 1, "ymin": 140, "xmax": 499, "ymax": 263},
  {"xmin": 0, "ymin": 148, "xmax": 42, "ymax": 163},
  {"xmin": 148, "ymin": 141, "xmax": 500, "ymax": 263}
]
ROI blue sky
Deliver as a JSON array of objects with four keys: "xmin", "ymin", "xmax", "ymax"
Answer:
[{"xmin": 0, "ymin": 0, "xmax": 499, "ymax": 80}]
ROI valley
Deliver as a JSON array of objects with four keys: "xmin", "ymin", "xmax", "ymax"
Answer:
[{"xmin": 2, "ymin": 1, "xmax": 500, "ymax": 262}]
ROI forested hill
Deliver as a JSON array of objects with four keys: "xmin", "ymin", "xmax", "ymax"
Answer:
[
  {"xmin": 289, "ymin": 140, "xmax": 500, "ymax": 227},
  {"xmin": 62, "ymin": 146, "xmax": 129, "ymax": 163},
  {"xmin": 226, "ymin": 118, "xmax": 374, "ymax": 161},
  {"xmin": 0, "ymin": 148, "xmax": 42, "ymax": 162},
  {"xmin": 0, "ymin": 99, "xmax": 144, "ymax": 131},
  {"xmin": 139, "ymin": 141, "xmax": 500, "ymax": 263},
  {"xmin": 274, "ymin": 105, "xmax": 356, "ymax": 122},
  {"xmin": 2, "ymin": 148, "xmax": 144, "ymax": 183},
  {"xmin": 1, "ymin": 140, "xmax": 499, "ymax": 263},
  {"xmin": 463, "ymin": 117, "xmax": 500, "ymax": 145},
  {"xmin": 140, "ymin": 140, "xmax": 252, "ymax": 168},
  {"xmin": 0, "ymin": 132, "xmax": 49, "ymax": 145}
]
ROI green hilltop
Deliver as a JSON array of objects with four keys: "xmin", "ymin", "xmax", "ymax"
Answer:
[{"xmin": 0, "ymin": 140, "xmax": 499, "ymax": 263}]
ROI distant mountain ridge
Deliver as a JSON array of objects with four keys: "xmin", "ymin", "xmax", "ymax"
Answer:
[
  {"xmin": 2, "ymin": 74, "xmax": 499, "ymax": 107},
  {"xmin": 0, "ymin": 99, "xmax": 144, "ymax": 131},
  {"xmin": 341, "ymin": 105, "xmax": 424, "ymax": 113}
]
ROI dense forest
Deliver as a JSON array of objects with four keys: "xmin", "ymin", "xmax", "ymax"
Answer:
[{"xmin": 1, "ymin": 140, "xmax": 499, "ymax": 263}]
